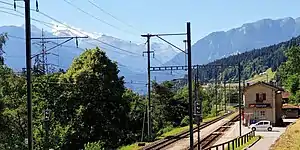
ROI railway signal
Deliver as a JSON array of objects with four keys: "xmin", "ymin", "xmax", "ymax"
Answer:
[
  {"xmin": 44, "ymin": 108, "xmax": 50, "ymax": 150},
  {"xmin": 44, "ymin": 108, "xmax": 50, "ymax": 121},
  {"xmin": 194, "ymin": 101, "xmax": 201, "ymax": 116}
]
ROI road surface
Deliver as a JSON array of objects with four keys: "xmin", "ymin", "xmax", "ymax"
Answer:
[{"xmin": 248, "ymin": 127, "xmax": 286, "ymax": 150}]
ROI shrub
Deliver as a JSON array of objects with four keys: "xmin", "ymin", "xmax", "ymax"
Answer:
[
  {"xmin": 84, "ymin": 141, "xmax": 104, "ymax": 150},
  {"xmin": 180, "ymin": 116, "xmax": 189, "ymax": 127}
]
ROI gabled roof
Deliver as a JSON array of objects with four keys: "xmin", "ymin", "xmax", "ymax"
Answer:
[{"xmin": 244, "ymin": 81, "xmax": 284, "ymax": 92}]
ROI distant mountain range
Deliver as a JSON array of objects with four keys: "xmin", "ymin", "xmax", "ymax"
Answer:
[
  {"xmin": 0, "ymin": 25, "xmax": 180, "ymax": 94},
  {"xmin": 166, "ymin": 17, "xmax": 300, "ymax": 65},
  {"xmin": 2, "ymin": 17, "xmax": 300, "ymax": 93}
]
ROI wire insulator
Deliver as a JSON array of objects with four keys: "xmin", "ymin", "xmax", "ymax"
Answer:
[
  {"xmin": 36, "ymin": 0, "xmax": 39, "ymax": 12},
  {"xmin": 13, "ymin": 0, "xmax": 16, "ymax": 10},
  {"xmin": 75, "ymin": 37, "xmax": 78, "ymax": 48}
]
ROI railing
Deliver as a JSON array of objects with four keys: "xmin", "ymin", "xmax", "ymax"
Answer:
[{"xmin": 204, "ymin": 130, "xmax": 256, "ymax": 150}]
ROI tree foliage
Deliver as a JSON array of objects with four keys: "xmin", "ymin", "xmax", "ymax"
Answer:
[
  {"xmin": 0, "ymin": 33, "xmax": 8, "ymax": 65},
  {"xmin": 277, "ymin": 46, "xmax": 300, "ymax": 104},
  {"xmin": 0, "ymin": 47, "xmax": 140, "ymax": 149}
]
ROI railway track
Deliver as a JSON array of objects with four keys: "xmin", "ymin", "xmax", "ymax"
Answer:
[
  {"xmin": 141, "ymin": 111, "xmax": 235, "ymax": 150},
  {"xmin": 192, "ymin": 114, "xmax": 240, "ymax": 150}
]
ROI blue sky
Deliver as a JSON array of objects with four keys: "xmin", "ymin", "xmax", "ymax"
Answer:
[{"xmin": 1, "ymin": 0, "xmax": 300, "ymax": 47}]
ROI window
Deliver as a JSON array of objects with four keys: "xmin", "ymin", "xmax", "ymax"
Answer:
[
  {"xmin": 263, "ymin": 122, "xmax": 269, "ymax": 125},
  {"xmin": 257, "ymin": 122, "xmax": 264, "ymax": 125},
  {"xmin": 260, "ymin": 111, "xmax": 265, "ymax": 117},
  {"xmin": 256, "ymin": 93, "xmax": 266, "ymax": 102}
]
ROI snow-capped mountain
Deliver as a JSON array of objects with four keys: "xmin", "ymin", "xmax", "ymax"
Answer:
[
  {"xmin": 0, "ymin": 24, "xmax": 180, "ymax": 93},
  {"xmin": 166, "ymin": 17, "xmax": 300, "ymax": 65},
  {"xmin": 3, "ymin": 16, "xmax": 300, "ymax": 93}
]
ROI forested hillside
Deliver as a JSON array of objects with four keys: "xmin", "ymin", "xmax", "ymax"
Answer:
[
  {"xmin": 194, "ymin": 35, "xmax": 300, "ymax": 83},
  {"xmin": 277, "ymin": 46, "xmax": 300, "ymax": 104}
]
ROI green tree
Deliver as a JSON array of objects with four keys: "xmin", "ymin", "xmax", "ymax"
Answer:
[
  {"xmin": 84, "ymin": 141, "xmax": 105, "ymax": 150},
  {"xmin": 277, "ymin": 46, "xmax": 300, "ymax": 104},
  {"xmin": 0, "ymin": 66, "xmax": 27, "ymax": 150},
  {"xmin": 122, "ymin": 89, "xmax": 146, "ymax": 143},
  {"xmin": 0, "ymin": 33, "xmax": 8, "ymax": 65},
  {"xmin": 58, "ymin": 47, "xmax": 130, "ymax": 149},
  {"xmin": 31, "ymin": 73, "xmax": 71, "ymax": 150}
]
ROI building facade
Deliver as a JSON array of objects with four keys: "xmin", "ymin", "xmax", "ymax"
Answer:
[
  {"xmin": 282, "ymin": 104, "xmax": 299, "ymax": 118},
  {"xmin": 243, "ymin": 82, "xmax": 283, "ymax": 126}
]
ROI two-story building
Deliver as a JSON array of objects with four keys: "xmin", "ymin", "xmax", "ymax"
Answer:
[{"xmin": 243, "ymin": 81, "xmax": 284, "ymax": 126}]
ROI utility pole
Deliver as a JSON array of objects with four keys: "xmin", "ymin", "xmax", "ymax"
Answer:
[
  {"xmin": 13, "ymin": 0, "xmax": 38, "ymax": 148},
  {"xmin": 146, "ymin": 35, "xmax": 151, "ymax": 140},
  {"xmin": 215, "ymin": 68, "xmax": 218, "ymax": 116},
  {"xmin": 193, "ymin": 66, "xmax": 200, "ymax": 150},
  {"xmin": 196, "ymin": 65, "xmax": 201, "ymax": 150},
  {"xmin": 44, "ymin": 108, "xmax": 50, "ymax": 150},
  {"xmin": 141, "ymin": 24, "xmax": 190, "ymax": 146},
  {"xmin": 25, "ymin": 0, "xmax": 32, "ymax": 149},
  {"xmin": 142, "ymin": 34, "xmax": 154, "ymax": 140},
  {"xmin": 187, "ymin": 22, "xmax": 194, "ymax": 150},
  {"xmin": 224, "ymin": 78, "xmax": 227, "ymax": 112},
  {"xmin": 141, "ymin": 106, "xmax": 146, "ymax": 142},
  {"xmin": 238, "ymin": 58, "xmax": 242, "ymax": 136}
]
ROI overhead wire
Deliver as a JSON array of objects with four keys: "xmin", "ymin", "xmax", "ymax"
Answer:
[
  {"xmin": 38, "ymin": 12, "xmax": 140, "ymax": 56},
  {"xmin": 6, "ymin": 34, "xmax": 143, "ymax": 77},
  {"xmin": 63, "ymin": 0, "xmax": 138, "ymax": 36},
  {"xmin": 87, "ymin": 0, "xmax": 141, "ymax": 34},
  {"xmin": 0, "ymin": 6, "xmax": 54, "ymax": 29},
  {"xmin": 5, "ymin": 34, "xmax": 83, "ymax": 63},
  {"xmin": 0, "ymin": 0, "xmax": 141, "ymax": 57},
  {"xmin": 1, "ymin": 0, "xmax": 172, "ymax": 84}
]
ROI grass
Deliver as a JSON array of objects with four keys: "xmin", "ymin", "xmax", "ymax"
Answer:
[
  {"xmin": 157, "ymin": 110, "xmax": 230, "ymax": 139},
  {"xmin": 247, "ymin": 68, "xmax": 276, "ymax": 83},
  {"xmin": 119, "ymin": 143, "xmax": 140, "ymax": 150},
  {"xmin": 119, "ymin": 142, "xmax": 150, "ymax": 150},
  {"xmin": 226, "ymin": 136, "xmax": 260, "ymax": 150},
  {"xmin": 157, "ymin": 110, "xmax": 237, "ymax": 139},
  {"xmin": 270, "ymin": 119, "xmax": 300, "ymax": 150},
  {"xmin": 156, "ymin": 115, "xmax": 220, "ymax": 139}
]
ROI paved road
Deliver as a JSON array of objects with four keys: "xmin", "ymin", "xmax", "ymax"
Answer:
[
  {"xmin": 248, "ymin": 127, "xmax": 286, "ymax": 150},
  {"xmin": 163, "ymin": 113, "xmax": 238, "ymax": 150},
  {"xmin": 283, "ymin": 118, "xmax": 298, "ymax": 123},
  {"xmin": 211, "ymin": 123, "xmax": 287, "ymax": 150}
]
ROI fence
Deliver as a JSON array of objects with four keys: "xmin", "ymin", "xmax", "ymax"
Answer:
[{"xmin": 204, "ymin": 130, "xmax": 255, "ymax": 150}]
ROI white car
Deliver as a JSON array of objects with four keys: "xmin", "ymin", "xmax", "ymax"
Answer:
[{"xmin": 249, "ymin": 120, "xmax": 272, "ymax": 131}]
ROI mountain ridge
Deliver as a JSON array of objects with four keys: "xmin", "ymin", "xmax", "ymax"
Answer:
[
  {"xmin": 3, "ymin": 16, "xmax": 300, "ymax": 93},
  {"xmin": 166, "ymin": 17, "xmax": 300, "ymax": 66}
]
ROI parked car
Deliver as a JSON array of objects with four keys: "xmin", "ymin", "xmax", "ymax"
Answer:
[{"xmin": 249, "ymin": 120, "xmax": 272, "ymax": 131}]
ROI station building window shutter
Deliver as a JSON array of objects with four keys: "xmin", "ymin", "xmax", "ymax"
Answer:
[
  {"xmin": 263, "ymin": 93, "xmax": 266, "ymax": 100},
  {"xmin": 256, "ymin": 93, "xmax": 259, "ymax": 101}
]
